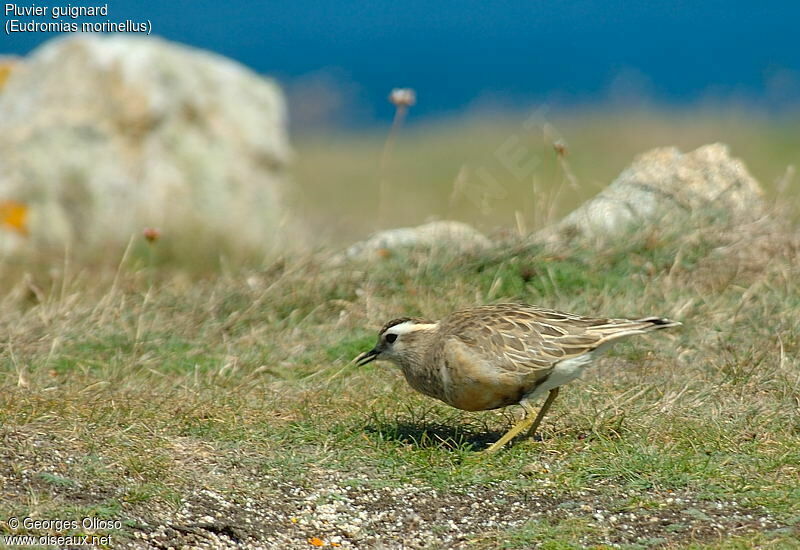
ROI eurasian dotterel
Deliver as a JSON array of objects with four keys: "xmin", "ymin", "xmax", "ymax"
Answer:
[{"xmin": 355, "ymin": 303, "xmax": 680, "ymax": 452}]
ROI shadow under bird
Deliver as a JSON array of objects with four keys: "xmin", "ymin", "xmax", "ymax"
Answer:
[{"xmin": 355, "ymin": 303, "xmax": 680, "ymax": 452}]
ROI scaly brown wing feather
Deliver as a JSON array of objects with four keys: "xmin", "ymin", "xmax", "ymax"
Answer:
[{"xmin": 434, "ymin": 303, "xmax": 678, "ymax": 376}]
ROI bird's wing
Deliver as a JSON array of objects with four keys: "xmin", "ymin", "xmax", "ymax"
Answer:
[{"xmin": 440, "ymin": 303, "xmax": 662, "ymax": 375}]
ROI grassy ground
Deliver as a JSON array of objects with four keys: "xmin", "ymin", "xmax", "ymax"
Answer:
[
  {"xmin": 291, "ymin": 108, "xmax": 800, "ymax": 244},
  {"xmin": 2, "ymin": 110, "xmax": 800, "ymax": 548}
]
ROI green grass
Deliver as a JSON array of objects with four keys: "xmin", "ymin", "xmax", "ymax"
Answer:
[
  {"xmin": 2, "ymin": 109, "xmax": 800, "ymax": 548},
  {"xmin": 2, "ymin": 223, "xmax": 799, "ymax": 547}
]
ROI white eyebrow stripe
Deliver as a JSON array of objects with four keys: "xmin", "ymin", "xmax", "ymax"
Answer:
[{"xmin": 386, "ymin": 321, "xmax": 439, "ymax": 334}]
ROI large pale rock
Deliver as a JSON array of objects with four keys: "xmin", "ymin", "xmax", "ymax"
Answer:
[
  {"xmin": 537, "ymin": 143, "xmax": 765, "ymax": 244},
  {"xmin": 341, "ymin": 220, "xmax": 492, "ymax": 262},
  {"xmin": 0, "ymin": 35, "xmax": 290, "ymax": 254}
]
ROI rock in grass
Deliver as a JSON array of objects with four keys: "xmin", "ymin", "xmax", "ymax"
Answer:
[
  {"xmin": 0, "ymin": 35, "xmax": 290, "ymax": 256},
  {"xmin": 341, "ymin": 220, "xmax": 492, "ymax": 262},
  {"xmin": 537, "ymin": 143, "xmax": 765, "ymax": 245}
]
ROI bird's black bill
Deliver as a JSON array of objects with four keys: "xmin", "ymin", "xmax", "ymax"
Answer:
[{"xmin": 354, "ymin": 348, "xmax": 379, "ymax": 366}]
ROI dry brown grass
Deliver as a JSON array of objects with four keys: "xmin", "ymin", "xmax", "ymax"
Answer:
[
  {"xmin": 1, "ymin": 200, "xmax": 799, "ymax": 547},
  {"xmin": 2, "ymin": 107, "xmax": 800, "ymax": 547}
]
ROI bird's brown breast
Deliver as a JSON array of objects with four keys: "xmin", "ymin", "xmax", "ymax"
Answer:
[
  {"xmin": 437, "ymin": 337, "xmax": 547, "ymax": 411},
  {"xmin": 445, "ymin": 379, "xmax": 530, "ymax": 411}
]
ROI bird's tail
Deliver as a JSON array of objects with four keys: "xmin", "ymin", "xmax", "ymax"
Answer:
[
  {"xmin": 635, "ymin": 317, "xmax": 682, "ymax": 330},
  {"xmin": 591, "ymin": 316, "xmax": 681, "ymax": 344}
]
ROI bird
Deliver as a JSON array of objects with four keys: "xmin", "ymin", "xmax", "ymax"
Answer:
[{"xmin": 354, "ymin": 303, "xmax": 680, "ymax": 452}]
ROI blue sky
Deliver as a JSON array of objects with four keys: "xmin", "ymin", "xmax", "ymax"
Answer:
[{"xmin": 3, "ymin": 1, "xmax": 798, "ymax": 124}]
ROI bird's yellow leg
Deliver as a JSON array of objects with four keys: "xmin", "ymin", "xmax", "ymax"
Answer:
[
  {"xmin": 526, "ymin": 387, "xmax": 559, "ymax": 438},
  {"xmin": 484, "ymin": 401, "xmax": 538, "ymax": 453},
  {"xmin": 484, "ymin": 388, "xmax": 560, "ymax": 453}
]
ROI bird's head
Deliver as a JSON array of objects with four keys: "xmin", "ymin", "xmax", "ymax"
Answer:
[{"xmin": 354, "ymin": 317, "xmax": 439, "ymax": 368}]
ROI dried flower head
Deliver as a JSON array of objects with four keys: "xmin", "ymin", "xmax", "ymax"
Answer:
[
  {"xmin": 143, "ymin": 227, "xmax": 161, "ymax": 243},
  {"xmin": 553, "ymin": 140, "xmax": 568, "ymax": 157},
  {"xmin": 389, "ymin": 88, "xmax": 416, "ymax": 108}
]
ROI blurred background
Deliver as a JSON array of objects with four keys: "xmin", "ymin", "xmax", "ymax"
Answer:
[{"xmin": 3, "ymin": 1, "xmax": 799, "ymax": 248}]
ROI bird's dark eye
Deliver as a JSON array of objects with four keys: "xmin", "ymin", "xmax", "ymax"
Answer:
[{"xmin": 385, "ymin": 333, "xmax": 398, "ymax": 344}]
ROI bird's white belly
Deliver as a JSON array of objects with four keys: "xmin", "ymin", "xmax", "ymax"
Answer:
[{"xmin": 526, "ymin": 352, "xmax": 594, "ymax": 401}]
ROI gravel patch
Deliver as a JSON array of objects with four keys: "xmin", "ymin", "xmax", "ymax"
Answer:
[
  {"xmin": 121, "ymin": 471, "xmax": 791, "ymax": 549},
  {"xmin": 2, "ymin": 426, "xmax": 795, "ymax": 549}
]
